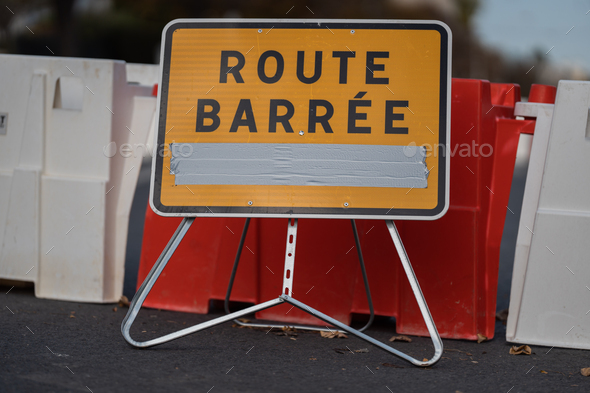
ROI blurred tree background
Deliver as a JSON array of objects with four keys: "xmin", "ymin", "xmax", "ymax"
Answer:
[{"xmin": 0, "ymin": 0, "xmax": 583, "ymax": 96}]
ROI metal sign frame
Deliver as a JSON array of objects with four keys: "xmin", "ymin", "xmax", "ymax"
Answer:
[{"xmin": 149, "ymin": 19, "xmax": 451, "ymax": 220}]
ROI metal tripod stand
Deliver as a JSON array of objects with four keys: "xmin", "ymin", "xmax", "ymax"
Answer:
[{"xmin": 121, "ymin": 218, "xmax": 443, "ymax": 367}]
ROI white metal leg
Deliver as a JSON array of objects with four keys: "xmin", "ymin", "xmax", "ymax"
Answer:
[
  {"xmin": 384, "ymin": 220, "xmax": 443, "ymax": 366},
  {"xmin": 121, "ymin": 217, "xmax": 285, "ymax": 348}
]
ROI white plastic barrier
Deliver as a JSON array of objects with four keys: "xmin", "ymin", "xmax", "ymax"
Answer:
[
  {"xmin": 126, "ymin": 63, "xmax": 160, "ymax": 159},
  {"xmin": 0, "ymin": 55, "xmax": 156, "ymax": 302},
  {"xmin": 507, "ymin": 80, "xmax": 590, "ymax": 349}
]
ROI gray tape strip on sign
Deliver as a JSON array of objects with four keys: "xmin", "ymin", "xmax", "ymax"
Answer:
[{"xmin": 169, "ymin": 143, "xmax": 428, "ymax": 188}]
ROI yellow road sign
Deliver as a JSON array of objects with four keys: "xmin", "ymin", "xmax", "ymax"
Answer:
[{"xmin": 151, "ymin": 19, "xmax": 451, "ymax": 219}]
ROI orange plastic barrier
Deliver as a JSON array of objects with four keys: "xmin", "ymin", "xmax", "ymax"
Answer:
[
  {"xmin": 350, "ymin": 79, "xmax": 536, "ymax": 339},
  {"xmin": 137, "ymin": 215, "xmax": 259, "ymax": 313},
  {"xmin": 137, "ymin": 78, "xmax": 542, "ymax": 339}
]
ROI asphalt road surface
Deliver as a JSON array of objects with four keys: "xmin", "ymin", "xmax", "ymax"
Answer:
[
  {"xmin": 3, "ymin": 153, "xmax": 590, "ymax": 392},
  {"xmin": 2, "ymin": 285, "xmax": 589, "ymax": 392}
]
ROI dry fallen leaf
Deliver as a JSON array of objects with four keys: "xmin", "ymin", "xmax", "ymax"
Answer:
[
  {"xmin": 118, "ymin": 295, "xmax": 130, "ymax": 308},
  {"xmin": 382, "ymin": 363, "xmax": 404, "ymax": 369},
  {"xmin": 389, "ymin": 335, "xmax": 412, "ymax": 343},
  {"xmin": 275, "ymin": 331, "xmax": 298, "ymax": 337},
  {"xmin": 541, "ymin": 370, "xmax": 548, "ymax": 374},
  {"xmin": 275, "ymin": 327, "xmax": 298, "ymax": 337},
  {"xmin": 309, "ymin": 358, "xmax": 317, "ymax": 361},
  {"xmin": 422, "ymin": 358, "xmax": 429, "ymax": 362},
  {"xmin": 232, "ymin": 318, "xmax": 255, "ymax": 329},
  {"xmin": 496, "ymin": 309, "xmax": 509, "ymax": 322},
  {"xmin": 320, "ymin": 331, "xmax": 348, "ymax": 339},
  {"xmin": 232, "ymin": 323, "xmax": 252, "ymax": 329},
  {"xmin": 112, "ymin": 307, "xmax": 117, "ymax": 312},
  {"xmin": 581, "ymin": 368, "xmax": 590, "ymax": 377},
  {"xmin": 477, "ymin": 334, "xmax": 488, "ymax": 343},
  {"xmin": 509, "ymin": 345, "xmax": 532, "ymax": 355}
]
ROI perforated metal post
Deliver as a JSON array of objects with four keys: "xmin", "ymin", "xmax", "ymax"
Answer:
[{"xmin": 281, "ymin": 219, "xmax": 297, "ymax": 296}]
